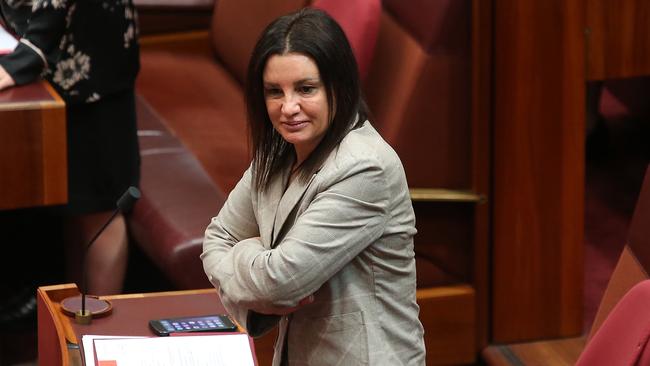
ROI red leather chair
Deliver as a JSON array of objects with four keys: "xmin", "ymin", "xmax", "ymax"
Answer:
[
  {"xmin": 576, "ymin": 164, "xmax": 650, "ymax": 365},
  {"xmin": 576, "ymin": 279, "xmax": 650, "ymax": 366}
]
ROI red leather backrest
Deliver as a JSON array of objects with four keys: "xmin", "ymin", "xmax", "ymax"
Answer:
[
  {"xmin": 364, "ymin": 1, "xmax": 472, "ymax": 189},
  {"xmin": 589, "ymin": 165, "xmax": 650, "ymax": 339},
  {"xmin": 210, "ymin": 0, "xmax": 309, "ymax": 84},
  {"xmin": 382, "ymin": 0, "xmax": 469, "ymax": 52},
  {"xmin": 311, "ymin": 0, "xmax": 381, "ymax": 81}
]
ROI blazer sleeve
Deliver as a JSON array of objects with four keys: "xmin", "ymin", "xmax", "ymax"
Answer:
[
  {"xmin": 0, "ymin": 2, "xmax": 69, "ymax": 85},
  {"xmin": 201, "ymin": 166, "xmax": 263, "ymax": 330},
  {"xmin": 215, "ymin": 154, "xmax": 390, "ymax": 311}
]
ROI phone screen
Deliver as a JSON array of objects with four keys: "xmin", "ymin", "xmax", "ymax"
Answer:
[{"xmin": 149, "ymin": 314, "xmax": 238, "ymax": 336}]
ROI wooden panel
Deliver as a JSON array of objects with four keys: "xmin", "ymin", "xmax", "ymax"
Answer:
[
  {"xmin": 492, "ymin": 0, "xmax": 585, "ymax": 342},
  {"xmin": 0, "ymin": 81, "xmax": 67, "ymax": 210},
  {"xmin": 586, "ymin": 0, "xmax": 650, "ymax": 80},
  {"xmin": 37, "ymin": 284, "xmax": 79, "ymax": 366},
  {"xmin": 482, "ymin": 336, "xmax": 585, "ymax": 366},
  {"xmin": 471, "ymin": 0, "xmax": 493, "ymax": 350},
  {"xmin": 417, "ymin": 285, "xmax": 476, "ymax": 365},
  {"xmin": 413, "ymin": 202, "xmax": 474, "ymax": 283}
]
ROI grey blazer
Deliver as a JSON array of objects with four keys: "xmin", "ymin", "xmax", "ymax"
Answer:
[{"xmin": 202, "ymin": 121, "xmax": 426, "ymax": 365}]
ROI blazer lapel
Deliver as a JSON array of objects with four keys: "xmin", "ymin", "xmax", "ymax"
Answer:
[
  {"xmin": 258, "ymin": 170, "xmax": 288, "ymax": 249},
  {"xmin": 271, "ymin": 173, "xmax": 316, "ymax": 247}
]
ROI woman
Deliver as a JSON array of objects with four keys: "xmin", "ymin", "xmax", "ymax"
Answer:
[
  {"xmin": 202, "ymin": 8, "xmax": 425, "ymax": 365},
  {"xmin": 0, "ymin": 0, "xmax": 140, "ymax": 295}
]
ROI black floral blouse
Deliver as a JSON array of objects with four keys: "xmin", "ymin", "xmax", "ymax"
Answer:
[{"xmin": 0, "ymin": 0, "xmax": 139, "ymax": 104}]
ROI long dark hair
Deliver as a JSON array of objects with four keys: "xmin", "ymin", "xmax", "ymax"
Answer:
[{"xmin": 245, "ymin": 7, "xmax": 368, "ymax": 190}]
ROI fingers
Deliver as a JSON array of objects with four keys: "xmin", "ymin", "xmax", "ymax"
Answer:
[{"xmin": 0, "ymin": 66, "xmax": 16, "ymax": 90}]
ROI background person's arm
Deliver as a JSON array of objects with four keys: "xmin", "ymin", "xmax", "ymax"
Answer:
[{"xmin": 0, "ymin": 2, "xmax": 69, "ymax": 88}]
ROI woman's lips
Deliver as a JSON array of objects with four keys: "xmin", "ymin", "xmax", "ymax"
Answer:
[{"xmin": 282, "ymin": 120, "xmax": 308, "ymax": 132}]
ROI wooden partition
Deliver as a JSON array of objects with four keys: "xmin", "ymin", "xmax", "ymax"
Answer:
[
  {"xmin": 586, "ymin": 0, "xmax": 650, "ymax": 80},
  {"xmin": 491, "ymin": 0, "xmax": 586, "ymax": 342},
  {"xmin": 482, "ymin": 166, "xmax": 650, "ymax": 365},
  {"xmin": 0, "ymin": 81, "xmax": 67, "ymax": 210}
]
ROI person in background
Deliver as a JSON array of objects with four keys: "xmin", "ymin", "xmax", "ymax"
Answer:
[
  {"xmin": 202, "ymin": 7, "xmax": 426, "ymax": 365},
  {"xmin": 0, "ymin": 0, "xmax": 140, "ymax": 295}
]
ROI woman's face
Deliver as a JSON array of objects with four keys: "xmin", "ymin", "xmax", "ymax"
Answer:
[{"xmin": 263, "ymin": 52, "xmax": 330, "ymax": 163}]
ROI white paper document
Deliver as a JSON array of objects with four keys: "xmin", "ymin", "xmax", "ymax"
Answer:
[
  {"xmin": 82, "ymin": 335, "xmax": 147, "ymax": 366},
  {"xmin": 90, "ymin": 333, "xmax": 255, "ymax": 366},
  {"xmin": 0, "ymin": 26, "xmax": 18, "ymax": 54}
]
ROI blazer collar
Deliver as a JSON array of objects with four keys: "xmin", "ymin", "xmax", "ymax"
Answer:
[
  {"xmin": 262, "ymin": 119, "xmax": 369, "ymax": 247},
  {"xmin": 271, "ymin": 171, "xmax": 317, "ymax": 247},
  {"xmin": 258, "ymin": 159, "xmax": 317, "ymax": 248}
]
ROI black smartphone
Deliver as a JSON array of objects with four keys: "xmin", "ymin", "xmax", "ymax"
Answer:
[{"xmin": 149, "ymin": 314, "xmax": 238, "ymax": 336}]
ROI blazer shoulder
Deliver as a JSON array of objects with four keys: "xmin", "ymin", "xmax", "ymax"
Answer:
[{"xmin": 332, "ymin": 121, "xmax": 402, "ymax": 170}]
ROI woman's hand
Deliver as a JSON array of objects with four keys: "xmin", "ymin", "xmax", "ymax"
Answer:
[
  {"xmin": 256, "ymin": 294, "xmax": 315, "ymax": 315},
  {"xmin": 0, "ymin": 66, "xmax": 16, "ymax": 90}
]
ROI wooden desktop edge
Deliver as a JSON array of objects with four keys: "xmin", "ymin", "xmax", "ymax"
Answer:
[
  {"xmin": 37, "ymin": 283, "xmax": 247, "ymax": 366},
  {"xmin": 0, "ymin": 80, "xmax": 64, "ymax": 111}
]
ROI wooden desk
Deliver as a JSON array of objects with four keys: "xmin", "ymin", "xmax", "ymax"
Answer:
[
  {"xmin": 37, "ymin": 284, "xmax": 258, "ymax": 366},
  {"xmin": 0, "ymin": 81, "xmax": 67, "ymax": 210}
]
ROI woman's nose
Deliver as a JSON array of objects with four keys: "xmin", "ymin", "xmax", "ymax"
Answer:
[{"xmin": 281, "ymin": 94, "xmax": 300, "ymax": 115}]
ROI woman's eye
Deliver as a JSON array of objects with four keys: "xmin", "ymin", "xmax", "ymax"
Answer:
[
  {"xmin": 264, "ymin": 88, "xmax": 282, "ymax": 98},
  {"xmin": 299, "ymin": 85, "xmax": 316, "ymax": 94}
]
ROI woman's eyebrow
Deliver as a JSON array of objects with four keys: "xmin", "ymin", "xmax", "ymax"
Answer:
[
  {"xmin": 263, "ymin": 77, "xmax": 321, "ymax": 86},
  {"xmin": 294, "ymin": 77, "xmax": 321, "ymax": 84}
]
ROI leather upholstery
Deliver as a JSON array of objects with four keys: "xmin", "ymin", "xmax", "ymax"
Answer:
[
  {"xmin": 311, "ymin": 0, "xmax": 381, "ymax": 81},
  {"xmin": 576, "ymin": 280, "xmax": 650, "ymax": 366},
  {"xmin": 364, "ymin": 6, "xmax": 472, "ymax": 189},
  {"xmin": 628, "ymin": 165, "xmax": 650, "ymax": 270},
  {"xmin": 599, "ymin": 77, "xmax": 650, "ymax": 121},
  {"xmin": 210, "ymin": 0, "xmax": 309, "ymax": 84},
  {"xmin": 588, "ymin": 165, "xmax": 650, "ymax": 340},
  {"xmin": 589, "ymin": 245, "xmax": 649, "ymax": 340},
  {"xmin": 131, "ymin": 96, "xmax": 226, "ymax": 289},
  {"xmin": 136, "ymin": 51, "xmax": 250, "ymax": 192},
  {"xmin": 383, "ymin": 0, "xmax": 470, "ymax": 52}
]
